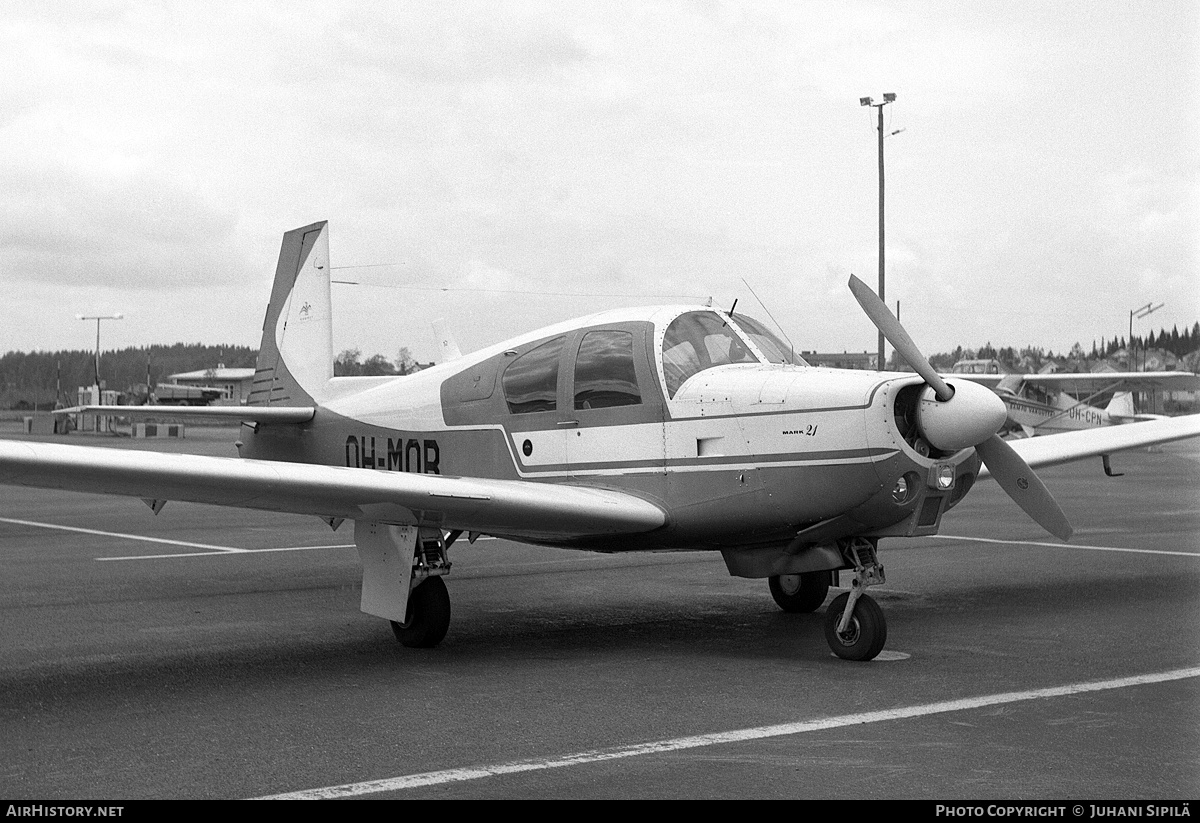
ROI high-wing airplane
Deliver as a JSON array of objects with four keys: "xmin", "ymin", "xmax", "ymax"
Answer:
[
  {"xmin": 946, "ymin": 366, "xmax": 1199, "ymax": 438},
  {"xmin": 3, "ymin": 221, "xmax": 1200, "ymax": 662}
]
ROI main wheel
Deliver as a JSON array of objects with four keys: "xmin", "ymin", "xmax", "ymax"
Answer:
[
  {"xmin": 390, "ymin": 576, "xmax": 451, "ymax": 648},
  {"xmin": 769, "ymin": 572, "xmax": 831, "ymax": 613},
  {"xmin": 823, "ymin": 591, "xmax": 886, "ymax": 661}
]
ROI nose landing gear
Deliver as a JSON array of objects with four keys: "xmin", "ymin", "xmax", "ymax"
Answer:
[
  {"xmin": 824, "ymin": 590, "xmax": 886, "ymax": 661},
  {"xmin": 825, "ymin": 537, "xmax": 887, "ymax": 661}
]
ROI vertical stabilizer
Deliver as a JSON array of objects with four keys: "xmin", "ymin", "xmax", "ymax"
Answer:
[
  {"xmin": 432, "ymin": 318, "xmax": 463, "ymax": 362},
  {"xmin": 248, "ymin": 222, "xmax": 333, "ymax": 406},
  {"xmin": 1105, "ymin": 391, "xmax": 1137, "ymax": 419}
]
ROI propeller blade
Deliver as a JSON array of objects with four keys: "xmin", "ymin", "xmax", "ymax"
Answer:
[
  {"xmin": 976, "ymin": 434, "xmax": 1073, "ymax": 540},
  {"xmin": 846, "ymin": 276, "xmax": 1069, "ymax": 539},
  {"xmin": 847, "ymin": 275, "xmax": 953, "ymax": 401}
]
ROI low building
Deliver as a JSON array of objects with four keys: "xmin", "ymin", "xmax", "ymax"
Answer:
[
  {"xmin": 801, "ymin": 351, "xmax": 879, "ymax": 370},
  {"xmin": 164, "ymin": 366, "xmax": 256, "ymax": 405}
]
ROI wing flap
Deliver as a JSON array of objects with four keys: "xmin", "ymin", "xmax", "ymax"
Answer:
[{"xmin": 0, "ymin": 440, "xmax": 665, "ymax": 539}]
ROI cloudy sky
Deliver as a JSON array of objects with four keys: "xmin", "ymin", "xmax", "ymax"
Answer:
[{"xmin": 2, "ymin": 1, "xmax": 1196, "ymax": 366}]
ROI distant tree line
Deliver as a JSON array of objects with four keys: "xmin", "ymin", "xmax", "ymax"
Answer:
[
  {"xmin": 0, "ymin": 344, "xmax": 256, "ymax": 410},
  {"xmin": 2, "ymin": 343, "xmax": 431, "ymax": 409},
  {"xmin": 926, "ymin": 321, "xmax": 1200, "ymax": 373},
  {"xmin": 334, "ymin": 347, "xmax": 419, "ymax": 376}
]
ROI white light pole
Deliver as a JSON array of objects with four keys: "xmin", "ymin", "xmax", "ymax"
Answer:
[
  {"xmin": 860, "ymin": 93, "xmax": 896, "ymax": 370},
  {"xmin": 77, "ymin": 314, "xmax": 123, "ymax": 393}
]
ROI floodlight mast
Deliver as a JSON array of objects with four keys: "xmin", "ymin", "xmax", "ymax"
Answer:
[
  {"xmin": 77, "ymin": 313, "xmax": 123, "ymax": 391},
  {"xmin": 1128, "ymin": 301, "xmax": 1164, "ymax": 372},
  {"xmin": 860, "ymin": 93, "xmax": 896, "ymax": 370}
]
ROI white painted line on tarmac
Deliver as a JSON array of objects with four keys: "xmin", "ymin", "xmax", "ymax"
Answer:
[
  {"xmin": 0, "ymin": 516, "xmax": 355, "ymax": 559},
  {"xmin": 0, "ymin": 516, "xmax": 251, "ymax": 553},
  {"xmin": 933, "ymin": 534, "xmax": 1199, "ymax": 558},
  {"xmin": 100, "ymin": 535, "xmax": 501, "ymax": 561},
  {"xmin": 96, "ymin": 544, "xmax": 356, "ymax": 561},
  {"xmin": 255, "ymin": 666, "xmax": 1200, "ymax": 799}
]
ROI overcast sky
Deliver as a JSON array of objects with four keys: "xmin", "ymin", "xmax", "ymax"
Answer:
[{"xmin": 2, "ymin": 1, "xmax": 1196, "ymax": 366}]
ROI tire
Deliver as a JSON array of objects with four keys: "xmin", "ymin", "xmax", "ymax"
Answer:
[
  {"xmin": 823, "ymin": 591, "xmax": 886, "ymax": 661},
  {"xmin": 768, "ymin": 572, "xmax": 831, "ymax": 613},
  {"xmin": 390, "ymin": 576, "xmax": 451, "ymax": 648}
]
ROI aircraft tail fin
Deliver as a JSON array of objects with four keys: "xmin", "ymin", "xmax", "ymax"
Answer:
[
  {"xmin": 1104, "ymin": 390, "xmax": 1167, "ymax": 423},
  {"xmin": 1105, "ymin": 391, "xmax": 1137, "ymax": 419},
  {"xmin": 248, "ymin": 222, "xmax": 334, "ymax": 407},
  {"xmin": 432, "ymin": 318, "xmax": 463, "ymax": 362}
]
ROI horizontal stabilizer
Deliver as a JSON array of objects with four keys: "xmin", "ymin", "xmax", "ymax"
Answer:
[{"xmin": 54, "ymin": 405, "xmax": 316, "ymax": 423}]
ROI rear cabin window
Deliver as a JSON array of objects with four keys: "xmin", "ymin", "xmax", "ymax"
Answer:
[
  {"xmin": 573, "ymin": 331, "xmax": 641, "ymax": 410},
  {"xmin": 661, "ymin": 311, "xmax": 758, "ymax": 398},
  {"xmin": 503, "ymin": 336, "xmax": 565, "ymax": 413}
]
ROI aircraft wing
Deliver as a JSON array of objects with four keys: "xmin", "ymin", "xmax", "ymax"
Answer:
[
  {"xmin": 56, "ymin": 405, "xmax": 316, "ymax": 423},
  {"xmin": 0, "ymin": 440, "xmax": 666, "ymax": 540},
  {"xmin": 980, "ymin": 413, "xmax": 1200, "ymax": 476},
  {"xmin": 951, "ymin": 371, "xmax": 1200, "ymax": 393},
  {"xmin": 1021, "ymin": 371, "xmax": 1200, "ymax": 391},
  {"xmin": 944, "ymin": 373, "xmax": 1005, "ymax": 387}
]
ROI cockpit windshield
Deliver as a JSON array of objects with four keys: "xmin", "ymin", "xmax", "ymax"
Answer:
[
  {"xmin": 732, "ymin": 313, "xmax": 808, "ymax": 367},
  {"xmin": 661, "ymin": 311, "xmax": 759, "ymax": 398}
]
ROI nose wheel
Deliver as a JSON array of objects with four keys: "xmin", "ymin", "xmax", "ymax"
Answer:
[
  {"xmin": 824, "ymin": 591, "xmax": 886, "ymax": 661},
  {"xmin": 824, "ymin": 537, "xmax": 887, "ymax": 661}
]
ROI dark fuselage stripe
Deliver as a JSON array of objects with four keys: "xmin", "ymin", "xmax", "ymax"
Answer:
[{"xmin": 512, "ymin": 447, "xmax": 894, "ymax": 475}]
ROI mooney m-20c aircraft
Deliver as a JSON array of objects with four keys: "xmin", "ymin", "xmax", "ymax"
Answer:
[
  {"xmin": 3, "ymin": 222, "xmax": 1200, "ymax": 661},
  {"xmin": 946, "ymin": 367, "xmax": 1199, "ymax": 439}
]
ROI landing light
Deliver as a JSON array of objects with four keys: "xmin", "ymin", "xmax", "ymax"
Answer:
[
  {"xmin": 891, "ymin": 471, "xmax": 920, "ymax": 504},
  {"xmin": 930, "ymin": 463, "xmax": 955, "ymax": 491}
]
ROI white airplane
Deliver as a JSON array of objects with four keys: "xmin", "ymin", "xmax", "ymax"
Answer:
[
  {"xmin": 946, "ymin": 365, "xmax": 1198, "ymax": 440},
  {"xmin": 3, "ymin": 222, "xmax": 1199, "ymax": 662}
]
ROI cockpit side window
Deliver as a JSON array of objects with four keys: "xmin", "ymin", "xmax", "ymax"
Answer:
[
  {"xmin": 731, "ymin": 313, "xmax": 809, "ymax": 366},
  {"xmin": 574, "ymin": 331, "xmax": 642, "ymax": 410},
  {"xmin": 502, "ymin": 336, "xmax": 565, "ymax": 413},
  {"xmin": 661, "ymin": 311, "xmax": 758, "ymax": 398}
]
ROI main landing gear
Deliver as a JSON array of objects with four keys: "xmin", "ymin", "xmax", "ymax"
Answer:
[
  {"xmin": 389, "ymin": 529, "xmax": 455, "ymax": 649},
  {"xmin": 769, "ymin": 537, "xmax": 888, "ymax": 662},
  {"xmin": 391, "ymin": 576, "xmax": 451, "ymax": 648},
  {"xmin": 768, "ymin": 571, "xmax": 831, "ymax": 613}
]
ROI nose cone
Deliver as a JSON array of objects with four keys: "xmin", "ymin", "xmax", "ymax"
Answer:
[{"xmin": 917, "ymin": 379, "xmax": 1008, "ymax": 452}]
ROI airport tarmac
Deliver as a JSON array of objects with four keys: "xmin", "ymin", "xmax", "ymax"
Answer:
[{"xmin": 0, "ymin": 425, "xmax": 1197, "ymax": 799}]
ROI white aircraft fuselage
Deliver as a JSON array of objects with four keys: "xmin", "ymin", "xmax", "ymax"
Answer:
[{"xmin": 241, "ymin": 310, "xmax": 982, "ymax": 571}]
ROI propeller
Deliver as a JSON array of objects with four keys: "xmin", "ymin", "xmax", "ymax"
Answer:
[{"xmin": 847, "ymin": 275, "xmax": 1073, "ymax": 540}]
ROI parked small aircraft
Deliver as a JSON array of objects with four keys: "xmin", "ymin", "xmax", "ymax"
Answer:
[
  {"xmin": 3, "ymin": 222, "xmax": 1199, "ymax": 661},
  {"xmin": 946, "ymin": 366, "xmax": 1198, "ymax": 438}
]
